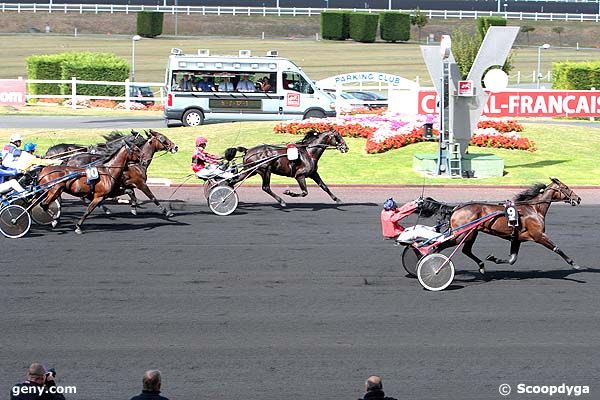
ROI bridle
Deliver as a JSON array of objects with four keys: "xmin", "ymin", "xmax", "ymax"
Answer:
[{"xmin": 546, "ymin": 183, "xmax": 579, "ymax": 206}]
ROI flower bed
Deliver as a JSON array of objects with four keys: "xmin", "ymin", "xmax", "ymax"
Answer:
[{"xmin": 274, "ymin": 113, "xmax": 535, "ymax": 153}]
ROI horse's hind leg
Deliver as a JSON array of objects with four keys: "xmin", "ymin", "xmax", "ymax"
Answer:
[
  {"xmin": 460, "ymin": 230, "xmax": 487, "ymax": 275},
  {"xmin": 533, "ymin": 233, "xmax": 580, "ymax": 269},
  {"xmin": 75, "ymin": 196, "xmax": 104, "ymax": 234},
  {"xmin": 486, "ymin": 239, "xmax": 521, "ymax": 265},
  {"xmin": 259, "ymin": 169, "xmax": 286, "ymax": 207},
  {"xmin": 310, "ymin": 171, "xmax": 341, "ymax": 204},
  {"xmin": 125, "ymin": 188, "xmax": 139, "ymax": 216},
  {"xmin": 283, "ymin": 176, "xmax": 308, "ymax": 198},
  {"xmin": 81, "ymin": 197, "xmax": 111, "ymax": 215},
  {"xmin": 137, "ymin": 183, "xmax": 174, "ymax": 218}
]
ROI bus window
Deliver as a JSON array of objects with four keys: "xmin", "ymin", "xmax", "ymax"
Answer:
[{"xmin": 283, "ymin": 72, "xmax": 312, "ymax": 94}]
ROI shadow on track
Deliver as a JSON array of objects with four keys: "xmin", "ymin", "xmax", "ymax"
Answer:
[
  {"xmin": 453, "ymin": 267, "xmax": 600, "ymax": 286},
  {"xmin": 238, "ymin": 202, "xmax": 378, "ymax": 212}
]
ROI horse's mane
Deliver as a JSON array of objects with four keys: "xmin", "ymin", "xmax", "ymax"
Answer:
[
  {"xmin": 92, "ymin": 131, "xmax": 145, "ymax": 155},
  {"xmin": 418, "ymin": 197, "xmax": 456, "ymax": 219},
  {"xmin": 296, "ymin": 130, "xmax": 321, "ymax": 144},
  {"xmin": 513, "ymin": 183, "xmax": 547, "ymax": 202}
]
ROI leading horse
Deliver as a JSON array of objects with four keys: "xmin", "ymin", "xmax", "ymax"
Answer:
[{"xmin": 226, "ymin": 130, "xmax": 348, "ymax": 207}]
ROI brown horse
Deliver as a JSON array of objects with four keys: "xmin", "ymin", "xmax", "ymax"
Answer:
[
  {"xmin": 66, "ymin": 129, "xmax": 178, "ymax": 217},
  {"xmin": 227, "ymin": 130, "xmax": 349, "ymax": 207},
  {"xmin": 446, "ymin": 178, "xmax": 582, "ymax": 275},
  {"xmin": 38, "ymin": 144, "xmax": 141, "ymax": 234}
]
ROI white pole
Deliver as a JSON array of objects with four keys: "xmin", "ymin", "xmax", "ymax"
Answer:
[
  {"xmin": 131, "ymin": 40, "xmax": 136, "ymax": 82},
  {"xmin": 71, "ymin": 77, "xmax": 77, "ymax": 109},
  {"xmin": 175, "ymin": 0, "xmax": 179, "ymax": 36},
  {"xmin": 388, "ymin": 0, "xmax": 392, "ymax": 10},
  {"xmin": 536, "ymin": 46, "xmax": 541, "ymax": 89},
  {"xmin": 125, "ymin": 78, "xmax": 131, "ymax": 110}
]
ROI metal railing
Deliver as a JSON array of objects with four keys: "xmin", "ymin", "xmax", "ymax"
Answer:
[
  {"xmin": 1, "ymin": 3, "xmax": 599, "ymax": 21},
  {"xmin": 25, "ymin": 78, "xmax": 164, "ymax": 109}
]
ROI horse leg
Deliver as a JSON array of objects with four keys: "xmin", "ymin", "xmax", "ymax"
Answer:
[
  {"xmin": 309, "ymin": 171, "xmax": 341, "ymax": 204},
  {"xmin": 75, "ymin": 196, "xmax": 104, "ymax": 234},
  {"xmin": 137, "ymin": 182, "xmax": 174, "ymax": 218},
  {"xmin": 283, "ymin": 176, "xmax": 308, "ymax": 197},
  {"xmin": 125, "ymin": 188, "xmax": 139, "ymax": 216},
  {"xmin": 40, "ymin": 186, "xmax": 64, "ymax": 228},
  {"xmin": 460, "ymin": 230, "xmax": 487, "ymax": 275},
  {"xmin": 82, "ymin": 197, "xmax": 111, "ymax": 215},
  {"xmin": 532, "ymin": 233, "xmax": 580, "ymax": 269},
  {"xmin": 259, "ymin": 169, "xmax": 286, "ymax": 207},
  {"xmin": 486, "ymin": 239, "xmax": 521, "ymax": 265}
]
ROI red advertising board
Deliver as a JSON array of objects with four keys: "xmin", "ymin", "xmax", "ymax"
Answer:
[
  {"xmin": 418, "ymin": 89, "xmax": 600, "ymax": 117},
  {"xmin": 0, "ymin": 79, "xmax": 26, "ymax": 106},
  {"xmin": 458, "ymin": 81, "xmax": 474, "ymax": 96},
  {"xmin": 286, "ymin": 93, "xmax": 300, "ymax": 107}
]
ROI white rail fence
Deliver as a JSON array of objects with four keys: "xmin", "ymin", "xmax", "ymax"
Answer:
[
  {"xmin": 1, "ymin": 3, "xmax": 600, "ymax": 21},
  {"xmin": 25, "ymin": 78, "xmax": 164, "ymax": 109}
]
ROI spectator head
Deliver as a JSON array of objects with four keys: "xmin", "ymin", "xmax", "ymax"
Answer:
[
  {"xmin": 142, "ymin": 370, "xmax": 162, "ymax": 392},
  {"xmin": 365, "ymin": 375, "xmax": 383, "ymax": 392},
  {"xmin": 183, "ymin": 74, "xmax": 189, "ymax": 80},
  {"xmin": 27, "ymin": 363, "xmax": 46, "ymax": 385}
]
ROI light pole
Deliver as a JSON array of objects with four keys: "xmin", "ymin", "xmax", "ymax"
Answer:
[
  {"xmin": 131, "ymin": 35, "xmax": 142, "ymax": 82},
  {"xmin": 536, "ymin": 43, "xmax": 550, "ymax": 89},
  {"xmin": 175, "ymin": 0, "xmax": 179, "ymax": 36}
]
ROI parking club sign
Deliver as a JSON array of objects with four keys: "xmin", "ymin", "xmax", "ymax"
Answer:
[{"xmin": 0, "ymin": 79, "xmax": 26, "ymax": 106}]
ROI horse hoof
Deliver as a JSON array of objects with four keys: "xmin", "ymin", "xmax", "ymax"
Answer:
[
  {"xmin": 334, "ymin": 198, "xmax": 342, "ymax": 204},
  {"xmin": 104, "ymin": 209, "xmax": 112, "ymax": 215},
  {"xmin": 283, "ymin": 190, "xmax": 291, "ymax": 196},
  {"xmin": 75, "ymin": 227, "xmax": 83, "ymax": 235},
  {"xmin": 51, "ymin": 220, "xmax": 58, "ymax": 228},
  {"xmin": 131, "ymin": 209, "xmax": 137, "ymax": 216},
  {"xmin": 572, "ymin": 264, "xmax": 581, "ymax": 270},
  {"xmin": 479, "ymin": 267, "xmax": 486, "ymax": 275},
  {"xmin": 280, "ymin": 202, "xmax": 287, "ymax": 208},
  {"xmin": 165, "ymin": 211, "xmax": 174, "ymax": 218}
]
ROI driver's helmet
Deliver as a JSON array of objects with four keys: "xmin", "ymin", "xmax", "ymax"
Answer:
[
  {"xmin": 195, "ymin": 136, "xmax": 208, "ymax": 146},
  {"xmin": 9, "ymin": 134, "xmax": 23, "ymax": 144},
  {"xmin": 383, "ymin": 198, "xmax": 397, "ymax": 211},
  {"xmin": 24, "ymin": 143, "xmax": 37, "ymax": 152}
]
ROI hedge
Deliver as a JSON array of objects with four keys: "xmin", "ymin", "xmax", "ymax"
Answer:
[
  {"xmin": 476, "ymin": 16, "xmax": 507, "ymax": 40},
  {"xmin": 137, "ymin": 11, "xmax": 164, "ymax": 38},
  {"xmin": 552, "ymin": 61, "xmax": 600, "ymax": 90},
  {"xmin": 27, "ymin": 52, "xmax": 130, "ymax": 98},
  {"xmin": 26, "ymin": 54, "xmax": 64, "ymax": 96},
  {"xmin": 320, "ymin": 11, "xmax": 350, "ymax": 40},
  {"xmin": 379, "ymin": 12, "xmax": 410, "ymax": 42},
  {"xmin": 349, "ymin": 12, "xmax": 379, "ymax": 43}
]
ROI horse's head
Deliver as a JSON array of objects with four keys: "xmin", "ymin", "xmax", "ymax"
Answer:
[
  {"xmin": 147, "ymin": 129, "xmax": 178, "ymax": 154},
  {"xmin": 322, "ymin": 130, "xmax": 349, "ymax": 153},
  {"xmin": 546, "ymin": 177, "xmax": 581, "ymax": 206}
]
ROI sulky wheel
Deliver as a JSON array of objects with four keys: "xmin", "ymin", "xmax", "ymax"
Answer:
[
  {"xmin": 0, "ymin": 205, "xmax": 32, "ymax": 239},
  {"xmin": 401, "ymin": 246, "xmax": 423, "ymax": 278},
  {"xmin": 31, "ymin": 199, "xmax": 61, "ymax": 226},
  {"xmin": 207, "ymin": 185, "xmax": 239, "ymax": 216},
  {"xmin": 203, "ymin": 178, "xmax": 218, "ymax": 199},
  {"xmin": 416, "ymin": 253, "xmax": 455, "ymax": 291}
]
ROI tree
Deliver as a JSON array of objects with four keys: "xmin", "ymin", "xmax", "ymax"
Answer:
[
  {"xmin": 410, "ymin": 7, "xmax": 428, "ymax": 43},
  {"xmin": 521, "ymin": 25, "xmax": 535, "ymax": 46},
  {"xmin": 552, "ymin": 26, "xmax": 565, "ymax": 46},
  {"xmin": 451, "ymin": 28, "xmax": 514, "ymax": 80}
]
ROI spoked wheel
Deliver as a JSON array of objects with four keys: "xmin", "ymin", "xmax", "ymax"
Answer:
[
  {"xmin": 207, "ymin": 185, "xmax": 238, "ymax": 216},
  {"xmin": 0, "ymin": 205, "xmax": 32, "ymax": 239},
  {"xmin": 31, "ymin": 199, "xmax": 61, "ymax": 225},
  {"xmin": 416, "ymin": 253, "xmax": 455, "ymax": 291},
  {"xmin": 203, "ymin": 178, "xmax": 218, "ymax": 199},
  {"xmin": 401, "ymin": 246, "xmax": 423, "ymax": 277}
]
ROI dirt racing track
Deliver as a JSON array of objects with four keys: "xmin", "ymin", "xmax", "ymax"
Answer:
[{"xmin": 1, "ymin": 186, "xmax": 599, "ymax": 399}]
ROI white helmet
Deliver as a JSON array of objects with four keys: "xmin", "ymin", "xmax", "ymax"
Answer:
[{"xmin": 9, "ymin": 134, "xmax": 22, "ymax": 143}]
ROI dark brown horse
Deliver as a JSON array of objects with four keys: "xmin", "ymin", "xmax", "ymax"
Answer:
[
  {"xmin": 66, "ymin": 129, "xmax": 178, "ymax": 217},
  {"xmin": 227, "ymin": 130, "xmax": 349, "ymax": 207},
  {"xmin": 38, "ymin": 144, "xmax": 141, "ymax": 234},
  {"xmin": 446, "ymin": 178, "xmax": 581, "ymax": 274}
]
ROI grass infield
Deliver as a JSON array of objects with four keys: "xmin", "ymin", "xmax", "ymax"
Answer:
[{"xmin": 1, "ymin": 122, "xmax": 598, "ymax": 185}]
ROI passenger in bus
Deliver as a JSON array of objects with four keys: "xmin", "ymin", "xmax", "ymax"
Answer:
[
  {"xmin": 260, "ymin": 77, "xmax": 272, "ymax": 93},
  {"xmin": 236, "ymin": 74, "xmax": 256, "ymax": 92},
  {"xmin": 197, "ymin": 76, "xmax": 215, "ymax": 92},
  {"xmin": 218, "ymin": 77, "xmax": 234, "ymax": 92},
  {"xmin": 179, "ymin": 73, "xmax": 194, "ymax": 91}
]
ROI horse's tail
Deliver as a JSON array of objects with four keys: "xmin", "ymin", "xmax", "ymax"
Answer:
[{"xmin": 224, "ymin": 146, "xmax": 248, "ymax": 161}]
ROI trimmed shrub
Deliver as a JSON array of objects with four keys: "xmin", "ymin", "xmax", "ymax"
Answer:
[
  {"xmin": 320, "ymin": 11, "xmax": 350, "ymax": 40},
  {"xmin": 349, "ymin": 12, "xmax": 379, "ymax": 43},
  {"xmin": 137, "ymin": 11, "xmax": 163, "ymax": 38},
  {"xmin": 60, "ymin": 53, "xmax": 129, "ymax": 97},
  {"xmin": 26, "ymin": 54, "xmax": 65, "ymax": 96},
  {"xmin": 475, "ymin": 16, "xmax": 507, "ymax": 40},
  {"xmin": 380, "ymin": 12, "xmax": 410, "ymax": 42},
  {"xmin": 552, "ymin": 61, "xmax": 600, "ymax": 90}
]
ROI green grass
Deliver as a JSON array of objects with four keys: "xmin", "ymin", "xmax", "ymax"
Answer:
[
  {"xmin": 1, "ymin": 122, "xmax": 598, "ymax": 185},
  {"xmin": 2, "ymin": 34, "xmax": 600, "ymax": 85}
]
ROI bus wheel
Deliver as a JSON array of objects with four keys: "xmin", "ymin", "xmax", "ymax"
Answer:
[
  {"xmin": 182, "ymin": 109, "xmax": 204, "ymax": 126},
  {"xmin": 303, "ymin": 109, "xmax": 325, "ymax": 119}
]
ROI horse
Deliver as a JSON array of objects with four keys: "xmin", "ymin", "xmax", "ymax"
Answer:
[
  {"xmin": 65, "ymin": 129, "xmax": 178, "ymax": 217},
  {"xmin": 226, "ymin": 130, "xmax": 349, "ymax": 207},
  {"xmin": 444, "ymin": 178, "xmax": 582, "ymax": 275},
  {"xmin": 37, "ymin": 143, "xmax": 141, "ymax": 234}
]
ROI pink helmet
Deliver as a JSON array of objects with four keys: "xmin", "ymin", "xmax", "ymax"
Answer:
[{"xmin": 195, "ymin": 136, "xmax": 207, "ymax": 146}]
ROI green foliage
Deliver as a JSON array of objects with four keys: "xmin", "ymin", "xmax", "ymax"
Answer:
[
  {"xmin": 349, "ymin": 12, "xmax": 379, "ymax": 43},
  {"xmin": 410, "ymin": 7, "xmax": 428, "ymax": 42},
  {"xmin": 475, "ymin": 16, "xmax": 507, "ymax": 41},
  {"xmin": 136, "ymin": 11, "xmax": 164, "ymax": 38},
  {"xmin": 552, "ymin": 61, "xmax": 600, "ymax": 90},
  {"xmin": 521, "ymin": 25, "xmax": 535, "ymax": 45},
  {"xmin": 320, "ymin": 11, "xmax": 350, "ymax": 40},
  {"xmin": 26, "ymin": 54, "xmax": 64, "ymax": 96},
  {"xmin": 26, "ymin": 52, "xmax": 129, "ymax": 97},
  {"xmin": 379, "ymin": 12, "xmax": 410, "ymax": 42},
  {"xmin": 452, "ymin": 28, "xmax": 514, "ymax": 80}
]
